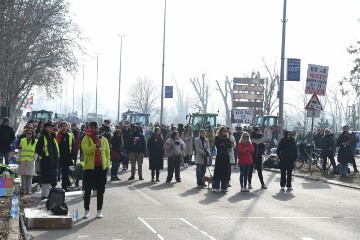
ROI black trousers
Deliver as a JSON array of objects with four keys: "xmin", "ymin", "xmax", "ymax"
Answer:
[
  {"xmin": 166, "ymin": 156, "xmax": 181, "ymax": 181},
  {"xmin": 60, "ymin": 163, "xmax": 71, "ymax": 189},
  {"xmin": 248, "ymin": 156, "xmax": 264, "ymax": 185},
  {"xmin": 84, "ymin": 167, "xmax": 107, "ymax": 211},
  {"xmin": 280, "ymin": 167, "xmax": 293, "ymax": 187},
  {"xmin": 151, "ymin": 169, "xmax": 160, "ymax": 179},
  {"xmin": 322, "ymin": 153, "xmax": 336, "ymax": 170}
]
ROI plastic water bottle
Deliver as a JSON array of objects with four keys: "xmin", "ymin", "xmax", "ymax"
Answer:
[
  {"xmin": 72, "ymin": 203, "xmax": 78, "ymax": 222},
  {"xmin": 11, "ymin": 195, "xmax": 19, "ymax": 219}
]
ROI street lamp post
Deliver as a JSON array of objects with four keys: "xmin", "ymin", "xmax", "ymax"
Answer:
[
  {"xmin": 95, "ymin": 53, "xmax": 99, "ymax": 123},
  {"xmin": 160, "ymin": 0, "xmax": 167, "ymax": 125},
  {"xmin": 278, "ymin": 0, "xmax": 287, "ymax": 141},
  {"xmin": 117, "ymin": 35, "xmax": 125, "ymax": 123}
]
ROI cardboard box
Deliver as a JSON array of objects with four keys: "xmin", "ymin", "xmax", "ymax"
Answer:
[{"xmin": 24, "ymin": 208, "xmax": 72, "ymax": 229}]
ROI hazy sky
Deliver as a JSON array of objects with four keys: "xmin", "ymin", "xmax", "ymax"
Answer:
[{"xmin": 39, "ymin": 0, "xmax": 360, "ymax": 122}]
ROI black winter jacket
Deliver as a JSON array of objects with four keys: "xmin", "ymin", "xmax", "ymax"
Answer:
[{"xmin": 0, "ymin": 125, "xmax": 15, "ymax": 151}]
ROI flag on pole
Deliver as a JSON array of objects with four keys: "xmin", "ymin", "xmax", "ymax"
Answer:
[{"xmin": 25, "ymin": 96, "xmax": 34, "ymax": 109}]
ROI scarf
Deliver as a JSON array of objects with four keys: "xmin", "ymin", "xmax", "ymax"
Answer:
[
  {"xmin": 86, "ymin": 129, "xmax": 101, "ymax": 167},
  {"xmin": 56, "ymin": 131, "xmax": 63, "ymax": 143}
]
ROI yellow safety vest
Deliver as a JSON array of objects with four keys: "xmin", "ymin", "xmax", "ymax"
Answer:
[
  {"xmin": 20, "ymin": 138, "xmax": 38, "ymax": 161},
  {"xmin": 55, "ymin": 132, "xmax": 73, "ymax": 153},
  {"xmin": 39, "ymin": 135, "xmax": 60, "ymax": 159}
]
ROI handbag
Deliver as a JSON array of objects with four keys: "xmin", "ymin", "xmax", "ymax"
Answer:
[{"xmin": 111, "ymin": 149, "xmax": 121, "ymax": 162}]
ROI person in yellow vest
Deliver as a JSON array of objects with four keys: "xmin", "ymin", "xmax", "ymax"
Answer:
[
  {"xmin": 18, "ymin": 129, "xmax": 38, "ymax": 195},
  {"xmin": 56, "ymin": 122, "xmax": 75, "ymax": 191},
  {"xmin": 81, "ymin": 121, "xmax": 110, "ymax": 219},
  {"xmin": 35, "ymin": 122, "xmax": 59, "ymax": 200}
]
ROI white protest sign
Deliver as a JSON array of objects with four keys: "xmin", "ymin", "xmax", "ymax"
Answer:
[
  {"xmin": 233, "ymin": 109, "xmax": 253, "ymax": 124},
  {"xmin": 305, "ymin": 64, "xmax": 329, "ymax": 96}
]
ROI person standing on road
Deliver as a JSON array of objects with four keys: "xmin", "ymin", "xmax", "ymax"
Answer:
[
  {"xmin": 71, "ymin": 123, "xmax": 81, "ymax": 166},
  {"xmin": 342, "ymin": 125, "xmax": 359, "ymax": 172},
  {"xmin": 194, "ymin": 129, "xmax": 210, "ymax": 187},
  {"xmin": 227, "ymin": 127, "xmax": 236, "ymax": 187},
  {"xmin": 182, "ymin": 124, "xmax": 193, "ymax": 168},
  {"xmin": 81, "ymin": 121, "xmax": 110, "ymax": 219},
  {"xmin": 56, "ymin": 122, "xmax": 75, "ymax": 191},
  {"xmin": 337, "ymin": 130, "xmax": 353, "ymax": 177},
  {"xmin": 276, "ymin": 130, "xmax": 298, "ymax": 191},
  {"xmin": 164, "ymin": 131, "xmax": 186, "ymax": 183},
  {"xmin": 249, "ymin": 126, "xmax": 267, "ymax": 190},
  {"xmin": 0, "ymin": 117, "xmax": 15, "ymax": 165},
  {"xmin": 238, "ymin": 132, "xmax": 254, "ymax": 192},
  {"xmin": 320, "ymin": 128, "xmax": 337, "ymax": 173},
  {"xmin": 233, "ymin": 127, "xmax": 243, "ymax": 170},
  {"xmin": 18, "ymin": 129, "xmax": 38, "ymax": 195},
  {"xmin": 205, "ymin": 125, "xmax": 215, "ymax": 166},
  {"xmin": 147, "ymin": 127, "xmax": 164, "ymax": 182},
  {"xmin": 212, "ymin": 126, "xmax": 232, "ymax": 193},
  {"xmin": 127, "ymin": 125, "xmax": 146, "ymax": 180},
  {"xmin": 110, "ymin": 129, "xmax": 124, "ymax": 181},
  {"xmin": 35, "ymin": 122, "xmax": 59, "ymax": 199}
]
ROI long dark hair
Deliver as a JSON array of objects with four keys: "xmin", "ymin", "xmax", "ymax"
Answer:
[
  {"xmin": 26, "ymin": 130, "xmax": 36, "ymax": 145},
  {"xmin": 111, "ymin": 129, "xmax": 124, "ymax": 144}
]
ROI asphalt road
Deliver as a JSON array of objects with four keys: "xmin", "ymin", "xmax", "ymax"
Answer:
[{"xmin": 28, "ymin": 159, "xmax": 360, "ymax": 240}]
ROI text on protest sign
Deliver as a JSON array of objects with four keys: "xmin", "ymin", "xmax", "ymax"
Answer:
[
  {"xmin": 305, "ymin": 64, "xmax": 329, "ymax": 96},
  {"xmin": 233, "ymin": 109, "xmax": 253, "ymax": 124}
]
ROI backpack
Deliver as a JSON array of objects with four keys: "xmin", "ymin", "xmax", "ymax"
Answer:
[{"xmin": 46, "ymin": 187, "xmax": 66, "ymax": 210}]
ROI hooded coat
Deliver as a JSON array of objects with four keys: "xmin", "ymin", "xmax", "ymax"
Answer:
[
  {"xmin": 147, "ymin": 132, "xmax": 164, "ymax": 170},
  {"xmin": 276, "ymin": 131, "xmax": 298, "ymax": 169}
]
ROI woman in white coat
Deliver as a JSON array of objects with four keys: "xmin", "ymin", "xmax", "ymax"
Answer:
[
  {"xmin": 18, "ymin": 129, "xmax": 38, "ymax": 195},
  {"xmin": 194, "ymin": 129, "xmax": 210, "ymax": 187}
]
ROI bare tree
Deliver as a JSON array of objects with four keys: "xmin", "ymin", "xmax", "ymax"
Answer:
[
  {"xmin": 126, "ymin": 77, "xmax": 159, "ymax": 116},
  {"xmin": 172, "ymin": 76, "xmax": 189, "ymax": 124},
  {"xmin": 262, "ymin": 58, "xmax": 279, "ymax": 115},
  {"xmin": 0, "ymin": 0, "xmax": 83, "ymax": 119},
  {"xmin": 215, "ymin": 76, "xmax": 232, "ymax": 127},
  {"xmin": 190, "ymin": 73, "xmax": 209, "ymax": 112}
]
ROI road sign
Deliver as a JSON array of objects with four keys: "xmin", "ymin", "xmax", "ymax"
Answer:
[
  {"xmin": 233, "ymin": 109, "xmax": 253, "ymax": 124},
  {"xmin": 305, "ymin": 64, "xmax": 329, "ymax": 95},
  {"xmin": 233, "ymin": 85, "xmax": 264, "ymax": 92},
  {"xmin": 233, "ymin": 78, "xmax": 264, "ymax": 85},
  {"xmin": 287, "ymin": 58, "xmax": 301, "ymax": 81},
  {"xmin": 305, "ymin": 93, "xmax": 323, "ymax": 110},
  {"xmin": 307, "ymin": 110, "xmax": 320, "ymax": 118},
  {"xmin": 233, "ymin": 101, "xmax": 263, "ymax": 108},
  {"xmin": 165, "ymin": 86, "xmax": 173, "ymax": 98},
  {"xmin": 233, "ymin": 93, "xmax": 264, "ymax": 100}
]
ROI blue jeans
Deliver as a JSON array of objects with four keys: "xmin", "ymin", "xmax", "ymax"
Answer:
[
  {"xmin": 0, "ymin": 151, "xmax": 10, "ymax": 165},
  {"xmin": 240, "ymin": 165, "xmax": 251, "ymax": 187},
  {"xmin": 212, "ymin": 179, "xmax": 228, "ymax": 190},
  {"xmin": 196, "ymin": 164, "xmax": 206, "ymax": 186},
  {"xmin": 208, "ymin": 146, "xmax": 214, "ymax": 166},
  {"xmin": 340, "ymin": 163, "xmax": 348, "ymax": 177},
  {"xmin": 111, "ymin": 161, "xmax": 120, "ymax": 177}
]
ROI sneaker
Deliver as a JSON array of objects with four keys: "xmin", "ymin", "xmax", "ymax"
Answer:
[
  {"xmin": 248, "ymin": 184, "xmax": 252, "ymax": 189},
  {"xmin": 128, "ymin": 176, "xmax": 135, "ymax": 180},
  {"xmin": 96, "ymin": 210, "xmax": 103, "ymax": 218},
  {"xmin": 212, "ymin": 189, "xmax": 217, "ymax": 192},
  {"xmin": 115, "ymin": 176, "xmax": 121, "ymax": 181},
  {"xmin": 281, "ymin": 187, "xmax": 285, "ymax": 191},
  {"xmin": 166, "ymin": 180, "xmax": 171, "ymax": 183},
  {"xmin": 176, "ymin": 179, "xmax": 181, "ymax": 182},
  {"xmin": 83, "ymin": 210, "xmax": 90, "ymax": 219},
  {"xmin": 139, "ymin": 176, "xmax": 144, "ymax": 180},
  {"xmin": 243, "ymin": 187, "xmax": 249, "ymax": 192},
  {"xmin": 228, "ymin": 184, "xmax": 232, "ymax": 187},
  {"xmin": 222, "ymin": 189, "xmax": 228, "ymax": 193},
  {"xmin": 110, "ymin": 177, "xmax": 116, "ymax": 181},
  {"xmin": 261, "ymin": 184, "xmax": 267, "ymax": 189},
  {"xmin": 92, "ymin": 190, "xmax": 97, "ymax": 197},
  {"xmin": 156, "ymin": 178, "xmax": 160, "ymax": 182},
  {"xmin": 287, "ymin": 187, "xmax": 293, "ymax": 191},
  {"xmin": 151, "ymin": 179, "xmax": 155, "ymax": 182}
]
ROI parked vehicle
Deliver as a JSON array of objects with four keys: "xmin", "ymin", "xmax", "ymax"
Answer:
[{"xmin": 186, "ymin": 112, "xmax": 218, "ymax": 131}]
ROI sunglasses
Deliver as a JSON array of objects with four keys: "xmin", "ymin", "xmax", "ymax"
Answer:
[{"xmin": 26, "ymin": 132, "xmax": 33, "ymax": 135}]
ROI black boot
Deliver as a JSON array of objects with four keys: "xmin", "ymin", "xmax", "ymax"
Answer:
[{"xmin": 151, "ymin": 172, "xmax": 155, "ymax": 182}]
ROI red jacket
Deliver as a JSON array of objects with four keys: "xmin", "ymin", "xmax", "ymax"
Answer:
[{"xmin": 238, "ymin": 142, "xmax": 254, "ymax": 166}]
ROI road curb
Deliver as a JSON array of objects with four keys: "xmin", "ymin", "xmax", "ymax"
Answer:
[
  {"xmin": 263, "ymin": 168, "xmax": 360, "ymax": 190},
  {"xmin": 8, "ymin": 217, "xmax": 19, "ymax": 240}
]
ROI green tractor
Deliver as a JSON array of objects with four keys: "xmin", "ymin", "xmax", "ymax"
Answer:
[{"xmin": 186, "ymin": 113, "xmax": 218, "ymax": 131}]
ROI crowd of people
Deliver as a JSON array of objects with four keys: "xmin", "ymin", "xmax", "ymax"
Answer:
[{"xmin": 0, "ymin": 116, "xmax": 359, "ymax": 219}]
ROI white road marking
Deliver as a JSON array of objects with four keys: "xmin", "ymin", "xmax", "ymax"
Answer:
[
  {"xmin": 78, "ymin": 236, "xmax": 89, "ymax": 238},
  {"xmin": 142, "ymin": 216, "xmax": 354, "ymax": 220},
  {"xmin": 301, "ymin": 238, "xmax": 315, "ymax": 240},
  {"xmin": 180, "ymin": 218, "xmax": 217, "ymax": 240},
  {"xmin": 129, "ymin": 185, "xmax": 163, "ymax": 206},
  {"xmin": 138, "ymin": 217, "xmax": 164, "ymax": 240}
]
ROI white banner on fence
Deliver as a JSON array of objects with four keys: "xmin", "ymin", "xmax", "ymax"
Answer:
[{"xmin": 233, "ymin": 109, "xmax": 253, "ymax": 124}]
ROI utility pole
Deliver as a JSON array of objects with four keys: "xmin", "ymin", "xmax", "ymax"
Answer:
[
  {"xmin": 160, "ymin": 0, "xmax": 167, "ymax": 124},
  {"xmin": 278, "ymin": 0, "xmax": 287, "ymax": 141},
  {"xmin": 117, "ymin": 35, "xmax": 125, "ymax": 123}
]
